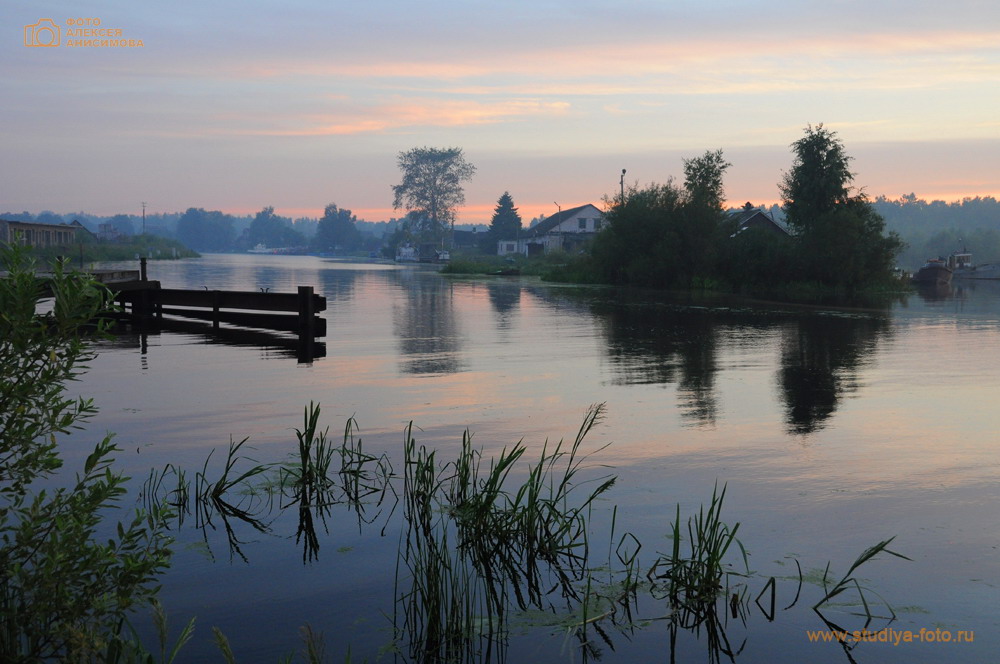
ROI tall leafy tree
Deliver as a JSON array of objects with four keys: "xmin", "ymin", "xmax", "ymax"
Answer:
[
  {"xmin": 391, "ymin": 147, "xmax": 476, "ymax": 245},
  {"xmin": 247, "ymin": 206, "xmax": 305, "ymax": 248},
  {"xmin": 312, "ymin": 203, "xmax": 361, "ymax": 252},
  {"xmin": 176, "ymin": 207, "xmax": 235, "ymax": 251},
  {"xmin": 683, "ymin": 149, "xmax": 731, "ymax": 211},
  {"xmin": 779, "ymin": 124, "xmax": 854, "ymax": 235},
  {"xmin": 106, "ymin": 214, "xmax": 135, "ymax": 236},
  {"xmin": 780, "ymin": 125, "xmax": 902, "ymax": 290}
]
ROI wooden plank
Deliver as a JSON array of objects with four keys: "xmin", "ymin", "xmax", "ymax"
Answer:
[
  {"xmin": 158, "ymin": 306, "xmax": 326, "ymax": 336},
  {"xmin": 137, "ymin": 288, "xmax": 328, "ymax": 312},
  {"xmin": 108, "ymin": 279, "xmax": 161, "ymax": 292}
]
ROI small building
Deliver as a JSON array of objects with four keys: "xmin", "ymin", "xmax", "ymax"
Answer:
[
  {"xmin": 0, "ymin": 219, "xmax": 77, "ymax": 248},
  {"xmin": 498, "ymin": 203, "xmax": 604, "ymax": 256},
  {"xmin": 451, "ymin": 228, "xmax": 482, "ymax": 250},
  {"xmin": 65, "ymin": 219, "xmax": 96, "ymax": 241},
  {"xmin": 98, "ymin": 222, "xmax": 126, "ymax": 243},
  {"xmin": 730, "ymin": 203, "xmax": 789, "ymax": 237}
]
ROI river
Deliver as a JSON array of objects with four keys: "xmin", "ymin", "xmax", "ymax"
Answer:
[{"xmin": 66, "ymin": 254, "xmax": 999, "ymax": 663}]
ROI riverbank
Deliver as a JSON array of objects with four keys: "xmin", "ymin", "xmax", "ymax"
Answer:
[
  {"xmin": 29, "ymin": 234, "xmax": 199, "ymax": 267},
  {"xmin": 441, "ymin": 251, "xmax": 911, "ymax": 306}
]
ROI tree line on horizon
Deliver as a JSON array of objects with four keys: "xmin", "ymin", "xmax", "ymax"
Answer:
[{"xmin": 4, "ymin": 151, "xmax": 999, "ymax": 267}]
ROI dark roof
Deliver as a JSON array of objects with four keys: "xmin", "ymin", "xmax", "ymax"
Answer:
[
  {"xmin": 525, "ymin": 204, "xmax": 600, "ymax": 237},
  {"xmin": 451, "ymin": 229, "xmax": 481, "ymax": 247},
  {"xmin": 729, "ymin": 207, "xmax": 789, "ymax": 235}
]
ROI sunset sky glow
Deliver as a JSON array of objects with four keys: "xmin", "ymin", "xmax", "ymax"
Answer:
[{"xmin": 4, "ymin": 0, "xmax": 1000, "ymax": 224}]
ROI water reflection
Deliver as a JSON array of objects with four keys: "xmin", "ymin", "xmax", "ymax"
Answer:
[
  {"xmin": 545, "ymin": 288, "xmax": 894, "ymax": 433},
  {"xmin": 913, "ymin": 282, "xmax": 954, "ymax": 303},
  {"xmin": 486, "ymin": 281, "xmax": 521, "ymax": 330},
  {"xmin": 106, "ymin": 322, "xmax": 326, "ymax": 363},
  {"xmin": 315, "ymin": 264, "xmax": 359, "ymax": 307},
  {"xmin": 589, "ymin": 296, "xmax": 722, "ymax": 426},
  {"xmin": 392, "ymin": 269, "xmax": 464, "ymax": 375},
  {"xmin": 778, "ymin": 313, "xmax": 889, "ymax": 435}
]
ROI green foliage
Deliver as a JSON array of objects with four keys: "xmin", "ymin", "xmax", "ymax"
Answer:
[
  {"xmin": 30, "ymin": 234, "xmax": 198, "ymax": 266},
  {"xmin": 591, "ymin": 178, "xmax": 733, "ymax": 289},
  {"xmin": 312, "ymin": 204, "xmax": 362, "ymax": 253},
  {"xmin": 813, "ymin": 537, "xmax": 911, "ymax": 619},
  {"xmin": 780, "ymin": 124, "xmax": 855, "ymax": 234},
  {"xmin": 247, "ymin": 207, "xmax": 306, "ymax": 249},
  {"xmin": 396, "ymin": 404, "xmax": 618, "ymax": 661},
  {"xmin": 175, "ymin": 207, "xmax": 235, "ymax": 252},
  {"xmin": 717, "ymin": 226, "xmax": 798, "ymax": 292},
  {"xmin": 482, "ymin": 192, "xmax": 522, "ymax": 251},
  {"xmin": 0, "ymin": 245, "xmax": 173, "ymax": 662},
  {"xmin": 649, "ymin": 483, "xmax": 748, "ymax": 611},
  {"xmin": 683, "ymin": 149, "xmax": 731, "ymax": 211},
  {"xmin": 779, "ymin": 125, "xmax": 903, "ymax": 292},
  {"xmin": 392, "ymin": 147, "xmax": 476, "ymax": 244}
]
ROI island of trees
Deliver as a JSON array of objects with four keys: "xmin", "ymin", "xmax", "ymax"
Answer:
[{"xmin": 573, "ymin": 125, "xmax": 905, "ymax": 299}]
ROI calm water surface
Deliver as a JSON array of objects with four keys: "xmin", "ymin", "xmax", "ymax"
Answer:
[{"xmin": 67, "ymin": 254, "xmax": 1000, "ymax": 663}]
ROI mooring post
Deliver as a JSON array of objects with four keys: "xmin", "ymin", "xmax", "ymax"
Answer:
[
  {"xmin": 297, "ymin": 285, "xmax": 315, "ymax": 363},
  {"xmin": 140, "ymin": 257, "xmax": 147, "ymax": 282},
  {"xmin": 138, "ymin": 285, "xmax": 151, "ymax": 323},
  {"xmin": 212, "ymin": 290, "xmax": 221, "ymax": 330}
]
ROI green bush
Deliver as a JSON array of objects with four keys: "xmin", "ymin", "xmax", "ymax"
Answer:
[{"xmin": 0, "ymin": 245, "xmax": 173, "ymax": 662}]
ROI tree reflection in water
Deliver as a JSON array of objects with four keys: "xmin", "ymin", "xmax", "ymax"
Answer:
[
  {"xmin": 392, "ymin": 269, "xmax": 464, "ymax": 375},
  {"xmin": 778, "ymin": 313, "xmax": 889, "ymax": 435}
]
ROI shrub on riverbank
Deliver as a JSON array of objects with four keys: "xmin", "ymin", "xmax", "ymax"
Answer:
[
  {"xmin": 29, "ymin": 234, "xmax": 199, "ymax": 267},
  {"xmin": 0, "ymin": 245, "xmax": 174, "ymax": 661},
  {"xmin": 441, "ymin": 250, "xmax": 583, "ymax": 277}
]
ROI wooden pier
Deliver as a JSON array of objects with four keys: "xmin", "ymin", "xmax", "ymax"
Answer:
[{"xmin": 109, "ymin": 259, "xmax": 327, "ymax": 363}]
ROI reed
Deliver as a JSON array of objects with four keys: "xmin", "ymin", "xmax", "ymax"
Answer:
[
  {"xmin": 393, "ymin": 404, "xmax": 623, "ymax": 662},
  {"xmin": 649, "ymin": 483, "xmax": 749, "ymax": 611},
  {"xmin": 813, "ymin": 536, "xmax": 911, "ymax": 619}
]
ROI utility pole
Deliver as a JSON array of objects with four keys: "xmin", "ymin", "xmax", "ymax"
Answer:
[{"xmin": 620, "ymin": 169, "xmax": 626, "ymax": 205}]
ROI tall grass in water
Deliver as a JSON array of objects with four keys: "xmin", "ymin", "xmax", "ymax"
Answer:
[
  {"xmin": 645, "ymin": 483, "xmax": 750, "ymax": 663},
  {"xmin": 138, "ymin": 403, "xmax": 396, "ymax": 563},
  {"xmin": 649, "ymin": 483, "xmax": 748, "ymax": 611},
  {"xmin": 813, "ymin": 536, "xmax": 911, "ymax": 620},
  {"xmin": 395, "ymin": 404, "xmax": 622, "ymax": 663}
]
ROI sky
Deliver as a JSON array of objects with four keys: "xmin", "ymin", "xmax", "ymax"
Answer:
[{"xmin": 3, "ymin": 0, "xmax": 1000, "ymax": 225}]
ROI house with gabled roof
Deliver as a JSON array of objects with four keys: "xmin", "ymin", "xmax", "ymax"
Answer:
[
  {"xmin": 497, "ymin": 203, "xmax": 604, "ymax": 256},
  {"xmin": 730, "ymin": 202, "xmax": 789, "ymax": 237}
]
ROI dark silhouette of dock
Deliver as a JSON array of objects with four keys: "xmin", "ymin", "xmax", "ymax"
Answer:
[{"xmin": 108, "ymin": 259, "xmax": 327, "ymax": 363}]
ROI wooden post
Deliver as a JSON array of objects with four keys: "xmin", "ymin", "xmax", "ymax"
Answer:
[
  {"xmin": 138, "ymin": 286, "xmax": 151, "ymax": 323},
  {"xmin": 297, "ymin": 286, "xmax": 315, "ymax": 363},
  {"xmin": 140, "ymin": 257, "xmax": 148, "ymax": 282},
  {"xmin": 212, "ymin": 290, "xmax": 221, "ymax": 330}
]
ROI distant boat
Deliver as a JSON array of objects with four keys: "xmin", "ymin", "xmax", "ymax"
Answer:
[
  {"xmin": 248, "ymin": 243, "xmax": 270, "ymax": 254},
  {"xmin": 395, "ymin": 244, "xmax": 418, "ymax": 262},
  {"xmin": 948, "ymin": 250, "xmax": 1000, "ymax": 280},
  {"xmin": 913, "ymin": 259, "xmax": 953, "ymax": 286}
]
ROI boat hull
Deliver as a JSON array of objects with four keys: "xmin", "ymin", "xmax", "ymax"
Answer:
[{"xmin": 913, "ymin": 262, "xmax": 953, "ymax": 286}]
